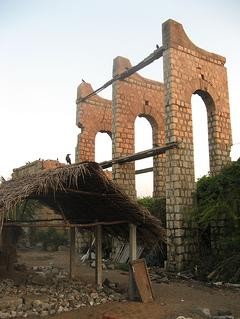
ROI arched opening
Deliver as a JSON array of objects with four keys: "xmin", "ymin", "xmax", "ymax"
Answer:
[
  {"xmin": 134, "ymin": 116, "xmax": 153, "ymax": 197},
  {"xmin": 95, "ymin": 131, "xmax": 112, "ymax": 166},
  {"xmin": 191, "ymin": 94, "xmax": 210, "ymax": 180}
]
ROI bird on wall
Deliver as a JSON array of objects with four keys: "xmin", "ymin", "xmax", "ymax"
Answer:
[
  {"xmin": 156, "ymin": 44, "xmax": 160, "ymax": 49},
  {"xmin": 66, "ymin": 154, "xmax": 71, "ymax": 165}
]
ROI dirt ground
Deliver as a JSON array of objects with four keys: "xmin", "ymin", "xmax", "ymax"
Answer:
[{"xmin": 11, "ymin": 250, "xmax": 240, "ymax": 318}]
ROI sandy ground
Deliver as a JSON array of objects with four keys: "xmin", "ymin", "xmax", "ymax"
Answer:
[{"xmin": 11, "ymin": 250, "xmax": 240, "ymax": 318}]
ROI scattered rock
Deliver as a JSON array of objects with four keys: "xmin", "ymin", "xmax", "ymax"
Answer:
[
  {"xmin": 195, "ymin": 307, "xmax": 211, "ymax": 318},
  {"xmin": 0, "ymin": 265, "xmax": 126, "ymax": 317},
  {"xmin": 212, "ymin": 310, "xmax": 234, "ymax": 319},
  {"xmin": 0, "ymin": 296, "xmax": 23, "ymax": 311}
]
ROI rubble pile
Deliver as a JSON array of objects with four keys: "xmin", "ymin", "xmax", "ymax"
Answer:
[{"xmin": 0, "ymin": 265, "xmax": 126, "ymax": 318}]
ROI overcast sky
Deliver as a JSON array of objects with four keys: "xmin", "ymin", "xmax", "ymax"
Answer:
[{"xmin": 0, "ymin": 0, "xmax": 240, "ymax": 196}]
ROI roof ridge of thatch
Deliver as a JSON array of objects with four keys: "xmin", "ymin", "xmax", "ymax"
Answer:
[
  {"xmin": 0, "ymin": 161, "xmax": 166, "ymax": 245},
  {"xmin": 0, "ymin": 162, "xmax": 102, "ymax": 209}
]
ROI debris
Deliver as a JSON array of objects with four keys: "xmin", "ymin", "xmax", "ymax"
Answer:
[
  {"xmin": 0, "ymin": 265, "xmax": 126, "ymax": 317},
  {"xmin": 207, "ymin": 254, "xmax": 240, "ymax": 284}
]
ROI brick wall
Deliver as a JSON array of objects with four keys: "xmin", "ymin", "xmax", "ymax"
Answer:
[
  {"xmin": 112, "ymin": 56, "xmax": 165, "ymax": 198},
  {"xmin": 75, "ymin": 19, "xmax": 232, "ymax": 270},
  {"xmin": 75, "ymin": 82, "xmax": 112, "ymax": 162},
  {"xmin": 12, "ymin": 160, "xmax": 64, "ymax": 179},
  {"xmin": 162, "ymin": 19, "xmax": 232, "ymax": 270}
]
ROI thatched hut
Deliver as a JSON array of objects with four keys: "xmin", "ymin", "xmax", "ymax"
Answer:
[
  {"xmin": 0, "ymin": 162, "xmax": 164, "ymax": 242},
  {"xmin": 0, "ymin": 162, "xmax": 165, "ymax": 288}
]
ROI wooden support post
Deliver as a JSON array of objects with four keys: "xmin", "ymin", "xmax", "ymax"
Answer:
[
  {"xmin": 69, "ymin": 227, "xmax": 76, "ymax": 279},
  {"xmin": 95, "ymin": 225, "xmax": 102, "ymax": 288},
  {"xmin": 0, "ymin": 231, "xmax": 2, "ymax": 247},
  {"xmin": 129, "ymin": 223, "xmax": 137, "ymax": 300}
]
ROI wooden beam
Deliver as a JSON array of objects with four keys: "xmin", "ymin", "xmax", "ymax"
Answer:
[
  {"xmin": 129, "ymin": 224, "xmax": 137, "ymax": 301},
  {"xmin": 64, "ymin": 188, "xmax": 117, "ymax": 198},
  {"xmin": 3, "ymin": 222, "xmax": 67, "ymax": 228},
  {"xmin": 3, "ymin": 220, "xmax": 129, "ymax": 228},
  {"xmin": 95, "ymin": 225, "xmax": 102, "ymax": 288},
  {"xmin": 135, "ymin": 167, "xmax": 153, "ymax": 175},
  {"xmin": 76, "ymin": 46, "xmax": 165, "ymax": 104},
  {"xmin": 69, "ymin": 227, "xmax": 76, "ymax": 279},
  {"xmin": 100, "ymin": 142, "xmax": 178, "ymax": 169},
  {"xmin": 7, "ymin": 218, "xmax": 64, "ymax": 223}
]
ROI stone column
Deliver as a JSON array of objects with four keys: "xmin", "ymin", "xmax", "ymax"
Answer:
[{"xmin": 162, "ymin": 19, "xmax": 232, "ymax": 270}]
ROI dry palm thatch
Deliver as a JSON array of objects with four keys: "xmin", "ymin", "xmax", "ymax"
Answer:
[{"xmin": 0, "ymin": 162, "xmax": 165, "ymax": 245}]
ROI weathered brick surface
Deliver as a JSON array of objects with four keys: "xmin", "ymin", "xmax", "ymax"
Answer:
[
  {"xmin": 76, "ymin": 64, "xmax": 165, "ymax": 198},
  {"xmin": 12, "ymin": 160, "xmax": 64, "ymax": 179},
  {"xmin": 112, "ymin": 56, "xmax": 165, "ymax": 198},
  {"xmin": 75, "ymin": 19, "xmax": 232, "ymax": 270},
  {"xmin": 75, "ymin": 82, "xmax": 112, "ymax": 162},
  {"xmin": 162, "ymin": 19, "xmax": 232, "ymax": 270}
]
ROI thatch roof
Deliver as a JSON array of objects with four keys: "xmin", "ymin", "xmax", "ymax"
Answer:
[{"xmin": 0, "ymin": 162, "xmax": 165, "ymax": 245}]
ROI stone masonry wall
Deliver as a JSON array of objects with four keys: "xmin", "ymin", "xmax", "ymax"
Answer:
[
  {"xmin": 76, "ymin": 63, "xmax": 166, "ymax": 199},
  {"xmin": 75, "ymin": 83, "xmax": 112, "ymax": 163},
  {"xmin": 112, "ymin": 56, "xmax": 165, "ymax": 199},
  {"xmin": 75, "ymin": 19, "xmax": 232, "ymax": 270},
  {"xmin": 12, "ymin": 160, "xmax": 64, "ymax": 179},
  {"xmin": 162, "ymin": 19, "xmax": 232, "ymax": 270}
]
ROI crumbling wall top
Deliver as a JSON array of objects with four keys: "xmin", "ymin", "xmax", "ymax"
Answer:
[{"xmin": 162, "ymin": 19, "xmax": 226, "ymax": 65}]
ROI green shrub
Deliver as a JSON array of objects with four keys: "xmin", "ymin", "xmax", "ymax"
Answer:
[
  {"xmin": 137, "ymin": 197, "xmax": 166, "ymax": 226},
  {"xmin": 137, "ymin": 197, "xmax": 166, "ymax": 266},
  {"xmin": 192, "ymin": 159, "xmax": 240, "ymax": 253}
]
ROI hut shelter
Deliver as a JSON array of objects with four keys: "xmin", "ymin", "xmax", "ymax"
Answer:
[{"xmin": 0, "ymin": 162, "xmax": 165, "ymax": 293}]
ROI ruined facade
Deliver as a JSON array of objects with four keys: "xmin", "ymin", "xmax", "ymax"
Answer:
[
  {"xmin": 12, "ymin": 160, "xmax": 64, "ymax": 179},
  {"xmin": 75, "ymin": 19, "xmax": 232, "ymax": 270}
]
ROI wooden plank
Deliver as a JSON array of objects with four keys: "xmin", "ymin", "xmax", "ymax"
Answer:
[{"xmin": 130, "ymin": 259, "xmax": 154, "ymax": 303}]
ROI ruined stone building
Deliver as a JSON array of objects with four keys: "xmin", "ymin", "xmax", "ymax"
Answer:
[
  {"xmin": 75, "ymin": 19, "xmax": 232, "ymax": 270},
  {"xmin": 12, "ymin": 160, "xmax": 64, "ymax": 179}
]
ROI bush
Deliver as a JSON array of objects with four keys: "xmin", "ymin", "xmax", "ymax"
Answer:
[
  {"xmin": 192, "ymin": 159, "xmax": 240, "ymax": 254},
  {"xmin": 137, "ymin": 197, "xmax": 166, "ymax": 266},
  {"xmin": 190, "ymin": 159, "xmax": 240, "ymax": 281},
  {"xmin": 137, "ymin": 197, "xmax": 166, "ymax": 226}
]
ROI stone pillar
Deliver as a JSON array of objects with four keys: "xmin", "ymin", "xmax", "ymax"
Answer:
[
  {"xmin": 162, "ymin": 19, "xmax": 232, "ymax": 270},
  {"xmin": 152, "ymin": 126, "xmax": 166, "ymax": 198},
  {"xmin": 112, "ymin": 56, "xmax": 165, "ymax": 199},
  {"xmin": 112, "ymin": 58, "xmax": 137, "ymax": 199}
]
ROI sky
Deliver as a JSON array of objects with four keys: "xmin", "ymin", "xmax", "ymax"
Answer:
[{"xmin": 0, "ymin": 0, "xmax": 240, "ymax": 196}]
